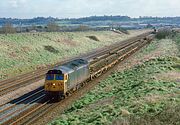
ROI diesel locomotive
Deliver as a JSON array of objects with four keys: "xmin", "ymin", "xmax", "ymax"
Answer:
[{"xmin": 44, "ymin": 59, "xmax": 90, "ymax": 98}]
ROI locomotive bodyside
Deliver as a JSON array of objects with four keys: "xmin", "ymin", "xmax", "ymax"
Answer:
[{"xmin": 66, "ymin": 59, "xmax": 90, "ymax": 90}]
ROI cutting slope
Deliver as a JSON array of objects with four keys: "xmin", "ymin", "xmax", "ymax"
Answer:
[{"xmin": 0, "ymin": 30, "xmax": 149, "ymax": 80}]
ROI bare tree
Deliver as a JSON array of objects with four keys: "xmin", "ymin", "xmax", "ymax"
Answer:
[
  {"xmin": 2, "ymin": 22, "xmax": 16, "ymax": 34},
  {"xmin": 76, "ymin": 25, "xmax": 89, "ymax": 31},
  {"xmin": 47, "ymin": 22, "xmax": 60, "ymax": 32},
  {"xmin": 31, "ymin": 24, "xmax": 36, "ymax": 30}
]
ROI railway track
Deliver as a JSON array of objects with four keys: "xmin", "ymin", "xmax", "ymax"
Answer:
[
  {"xmin": 0, "ymin": 32, "xmax": 155, "ymax": 125},
  {"xmin": 0, "ymin": 88, "xmax": 45, "ymax": 125},
  {"xmin": 0, "ymin": 32, "xmax": 152, "ymax": 96}
]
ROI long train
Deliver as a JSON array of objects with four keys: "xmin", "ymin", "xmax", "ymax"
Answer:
[{"xmin": 44, "ymin": 32, "xmax": 155, "ymax": 99}]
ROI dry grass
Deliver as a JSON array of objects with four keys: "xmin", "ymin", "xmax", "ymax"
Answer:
[
  {"xmin": 116, "ymin": 38, "xmax": 179, "ymax": 72},
  {"xmin": 157, "ymin": 71, "xmax": 180, "ymax": 82},
  {"xmin": 0, "ymin": 30, "xmax": 147, "ymax": 80},
  {"xmin": 112, "ymin": 105, "xmax": 180, "ymax": 125}
]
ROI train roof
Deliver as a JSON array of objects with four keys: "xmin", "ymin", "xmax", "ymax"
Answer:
[
  {"xmin": 62, "ymin": 59, "xmax": 88, "ymax": 68},
  {"xmin": 51, "ymin": 59, "xmax": 89, "ymax": 74},
  {"xmin": 53, "ymin": 66, "xmax": 73, "ymax": 74}
]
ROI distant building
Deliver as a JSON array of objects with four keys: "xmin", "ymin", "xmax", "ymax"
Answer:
[{"xmin": 30, "ymin": 30, "xmax": 37, "ymax": 33}]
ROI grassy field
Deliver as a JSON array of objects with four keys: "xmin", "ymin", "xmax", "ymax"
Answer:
[
  {"xmin": 50, "ymin": 34, "xmax": 180, "ymax": 125},
  {"xmin": 0, "ymin": 30, "xmax": 149, "ymax": 80}
]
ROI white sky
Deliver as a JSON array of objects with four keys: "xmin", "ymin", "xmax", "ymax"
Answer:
[{"xmin": 0, "ymin": 0, "xmax": 180, "ymax": 18}]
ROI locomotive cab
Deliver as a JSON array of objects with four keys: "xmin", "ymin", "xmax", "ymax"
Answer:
[{"xmin": 44, "ymin": 69, "xmax": 68, "ymax": 97}]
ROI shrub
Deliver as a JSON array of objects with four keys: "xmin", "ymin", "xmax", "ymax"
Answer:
[
  {"xmin": 44, "ymin": 45, "xmax": 59, "ymax": 54},
  {"xmin": 156, "ymin": 29, "xmax": 176, "ymax": 39},
  {"xmin": 86, "ymin": 36, "xmax": 100, "ymax": 41}
]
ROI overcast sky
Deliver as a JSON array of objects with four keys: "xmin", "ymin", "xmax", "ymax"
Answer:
[{"xmin": 1, "ymin": 0, "xmax": 180, "ymax": 18}]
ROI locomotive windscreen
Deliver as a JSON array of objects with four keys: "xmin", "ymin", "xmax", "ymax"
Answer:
[
  {"xmin": 46, "ymin": 70, "xmax": 64, "ymax": 80},
  {"xmin": 55, "ymin": 74, "xmax": 64, "ymax": 80},
  {"xmin": 46, "ymin": 74, "xmax": 54, "ymax": 80}
]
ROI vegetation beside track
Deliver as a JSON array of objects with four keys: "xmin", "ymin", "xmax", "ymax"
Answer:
[
  {"xmin": 0, "ymin": 30, "xmax": 148, "ymax": 80},
  {"xmin": 50, "ymin": 33, "xmax": 180, "ymax": 125}
]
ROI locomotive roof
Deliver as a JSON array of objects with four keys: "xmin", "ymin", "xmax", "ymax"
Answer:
[
  {"xmin": 52, "ymin": 59, "xmax": 88, "ymax": 74},
  {"xmin": 63, "ymin": 59, "xmax": 88, "ymax": 68}
]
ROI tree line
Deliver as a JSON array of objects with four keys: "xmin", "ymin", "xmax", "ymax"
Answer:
[
  {"xmin": 0, "ymin": 21, "xmax": 61, "ymax": 34},
  {"xmin": 0, "ymin": 22, "xmax": 112, "ymax": 34}
]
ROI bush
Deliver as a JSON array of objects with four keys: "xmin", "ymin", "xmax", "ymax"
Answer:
[
  {"xmin": 86, "ymin": 36, "xmax": 100, "ymax": 41},
  {"xmin": 75, "ymin": 25, "xmax": 90, "ymax": 31},
  {"xmin": 2, "ymin": 22, "xmax": 16, "ymax": 34},
  {"xmin": 44, "ymin": 45, "xmax": 59, "ymax": 54},
  {"xmin": 156, "ymin": 29, "xmax": 176, "ymax": 39}
]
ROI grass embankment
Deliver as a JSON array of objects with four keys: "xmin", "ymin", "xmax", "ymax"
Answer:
[
  {"xmin": 0, "ymin": 30, "xmax": 148, "ymax": 80},
  {"xmin": 50, "ymin": 33, "xmax": 180, "ymax": 125}
]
